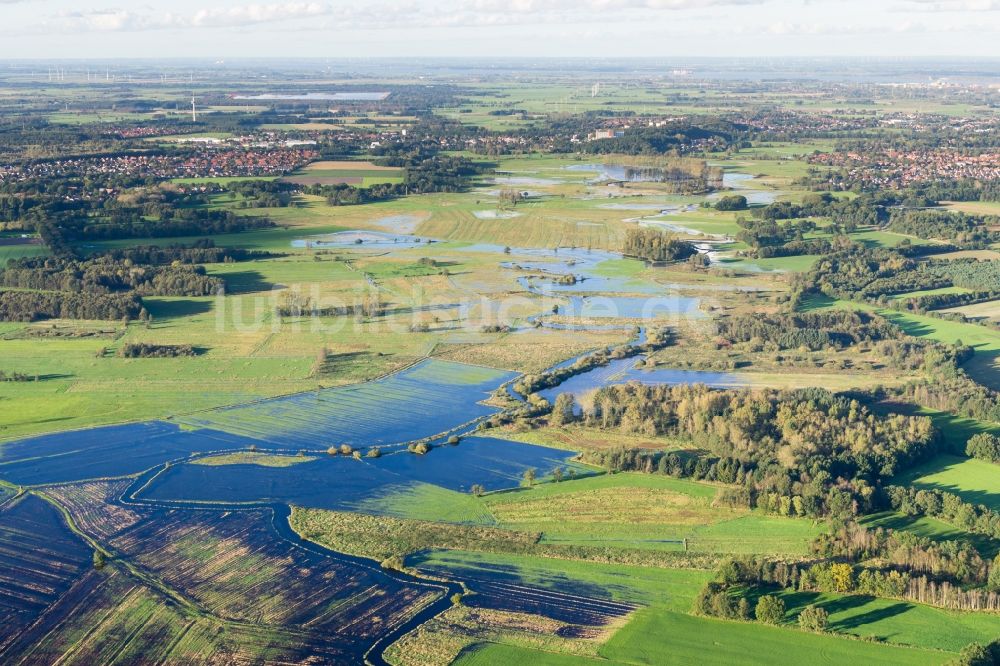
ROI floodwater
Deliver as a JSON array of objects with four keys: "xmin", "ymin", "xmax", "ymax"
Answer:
[
  {"xmin": 473, "ymin": 210, "xmax": 522, "ymax": 220},
  {"xmin": 564, "ymin": 295, "xmax": 703, "ymax": 319},
  {"xmin": 565, "ymin": 163, "xmax": 694, "ymax": 184},
  {"xmin": 493, "ymin": 175, "xmax": 564, "ymax": 187},
  {"xmin": 708, "ymin": 172, "xmax": 778, "ymax": 206},
  {"xmin": 372, "ymin": 214, "xmax": 425, "ymax": 234},
  {"xmin": 291, "ymin": 230, "xmax": 433, "ymax": 249},
  {"xmin": 140, "ymin": 436, "xmax": 584, "ymax": 505},
  {"xmin": 538, "ymin": 358, "xmax": 744, "ymax": 404}
]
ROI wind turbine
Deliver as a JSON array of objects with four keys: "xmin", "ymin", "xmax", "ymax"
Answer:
[{"xmin": 191, "ymin": 96, "xmax": 198, "ymax": 123}]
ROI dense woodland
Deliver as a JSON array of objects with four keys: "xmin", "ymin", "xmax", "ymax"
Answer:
[
  {"xmin": 0, "ymin": 289, "xmax": 143, "ymax": 321},
  {"xmin": 0, "ymin": 255, "xmax": 222, "ymax": 297},
  {"xmin": 714, "ymin": 311, "xmax": 899, "ymax": 351},
  {"xmin": 800, "ymin": 247, "xmax": 1000, "ymax": 306},
  {"xmin": 621, "ymin": 228, "xmax": 698, "ymax": 263},
  {"xmin": 574, "ymin": 384, "xmax": 939, "ymax": 518}
]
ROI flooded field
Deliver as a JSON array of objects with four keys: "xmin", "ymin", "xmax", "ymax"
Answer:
[
  {"xmin": 538, "ymin": 359, "xmax": 745, "ymax": 403},
  {"xmin": 292, "ymin": 230, "xmax": 433, "ymax": 249}
]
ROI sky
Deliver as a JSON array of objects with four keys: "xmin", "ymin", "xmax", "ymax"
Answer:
[{"xmin": 0, "ymin": 0, "xmax": 999, "ymax": 59}]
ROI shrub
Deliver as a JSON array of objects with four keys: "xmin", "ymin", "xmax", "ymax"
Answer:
[
  {"xmin": 798, "ymin": 604, "xmax": 829, "ymax": 632},
  {"xmin": 966, "ymin": 433, "xmax": 1000, "ymax": 464},
  {"xmin": 381, "ymin": 555, "xmax": 404, "ymax": 571},
  {"xmin": 755, "ymin": 595, "xmax": 785, "ymax": 625},
  {"xmin": 951, "ymin": 642, "xmax": 992, "ymax": 666}
]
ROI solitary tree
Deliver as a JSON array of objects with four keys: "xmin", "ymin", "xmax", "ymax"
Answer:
[
  {"xmin": 93, "ymin": 550, "xmax": 106, "ymax": 570},
  {"xmin": 522, "ymin": 468, "xmax": 537, "ymax": 487},
  {"xmin": 797, "ymin": 604, "xmax": 829, "ymax": 632},
  {"xmin": 755, "ymin": 595, "xmax": 785, "ymax": 625},
  {"xmin": 550, "ymin": 393, "xmax": 577, "ymax": 426}
]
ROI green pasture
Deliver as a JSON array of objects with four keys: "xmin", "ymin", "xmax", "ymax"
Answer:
[
  {"xmin": 764, "ymin": 587, "xmax": 1000, "ymax": 653},
  {"xmin": 482, "ymin": 473, "xmax": 824, "ymax": 556},
  {"xmin": 598, "ymin": 609, "xmax": 947, "ymax": 666},
  {"xmin": 898, "ymin": 455, "xmax": 1000, "ymax": 511},
  {"xmin": 411, "ymin": 550, "xmax": 712, "ymax": 609},
  {"xmin": 861, "ymin": 511, "xmax": 998, "ymax": 558},
  {"xmin": 351, "ymin": 482, "xmax": 495, "ymax": 524}
]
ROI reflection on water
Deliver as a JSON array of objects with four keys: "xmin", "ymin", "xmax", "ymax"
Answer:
[
  {"xmin": 708, "ymin": 172, "xmax": 778, "ymax": 206},
  {"xmin": 566, "ymin": 163, "xmax": 697, "ymax": 184}
]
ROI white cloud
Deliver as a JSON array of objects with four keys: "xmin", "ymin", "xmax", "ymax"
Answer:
[
  {"xmin": 23, "ymin": 0, "xmax": 771, "ymax": 34},
  {"xmin": 903, "ymin": 0, "xmax": 1000, "ymax": 10}
]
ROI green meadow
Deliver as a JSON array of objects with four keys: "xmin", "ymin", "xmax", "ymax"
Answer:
[
  {"xmin": 898, "ymin": 455, "xmax": 1000, "ymax": 511},
  {"xmin": 481, "ymin": 473, "xmax": 824, "ymax": 556}
]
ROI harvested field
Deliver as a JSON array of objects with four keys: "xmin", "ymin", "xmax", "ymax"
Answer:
[
  {"xmin": 110, "ymin": 508, "xmax": 442, "ymax": 642},
  {"xmin": 0, "ymin": 495, "xmax": 93, "ymax": 653}
]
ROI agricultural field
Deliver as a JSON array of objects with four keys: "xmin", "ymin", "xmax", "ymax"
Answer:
[
  {"xmin": 0, "ymin": 495, "xmax": 94, "ymax": 652},
  {"xmin": 281, "ymin": 160, "xmax": 406, "ymax": 187},
  {"xmin": 1, "ymin": 54, "xmax": 999, "ymax": 666},
  {"xmin": 595, "ymin": 609, "xmax": 948, "ymax": 666},
  {"xmin": 898, "ymin": 455, "xmax": 1000, "ymax": 511},
  {"xmin": 108, "ymin": 508, "xmax": 443, "ymax": 647},
  {"xmin": 480, "ymin": 473, "xmax": 823, "ymax": 556}
]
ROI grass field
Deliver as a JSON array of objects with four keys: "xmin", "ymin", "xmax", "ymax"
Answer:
[
  {"xmin": 942, "ymin": 201, "xmax": 1000, "ymax": 216},
  {"xmin": 861, "ymin": 511, "xmax": 998, "ymax": 557},
  {"xmin": 765, "ymin": 587, "xmax": 1000, "ymax": 652},
  {"xmin": 483, "ymin": 473, "xmax": 824, "ymax": 556},
  {"xmin": 897, "ymin": 455, "xmax": 1000, "ymax": 510},
  {"xmin": 715, "ymin": 254, "xmax": 821, "ymax": 274},
  {"xmin": 282, "ymin": 160, "xmax": 405, "ymax": 187},
  {"xmin": 291, "ymin": 507, "xmax": 532, "ymax": 562},
  {"xmin": 455, "ymin": 606, "xmax": 949, "ymax": 666},
  {"xmin": 412, "ymin": 550, "xmax": 711, "ymax": 609}
]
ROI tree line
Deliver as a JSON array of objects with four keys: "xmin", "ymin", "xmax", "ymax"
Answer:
[
  {"xmin": 0, "ymin": 255, "xmax": 223, "ymax": 297},
  {"xmin": 0, "ymin": 289, "xmax": 142, "ymax": 322}
]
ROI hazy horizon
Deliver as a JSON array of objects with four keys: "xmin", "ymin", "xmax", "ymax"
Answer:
[{"xmin": 1, "ymin": 0, "xmax": 999, "ymax": 60}]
